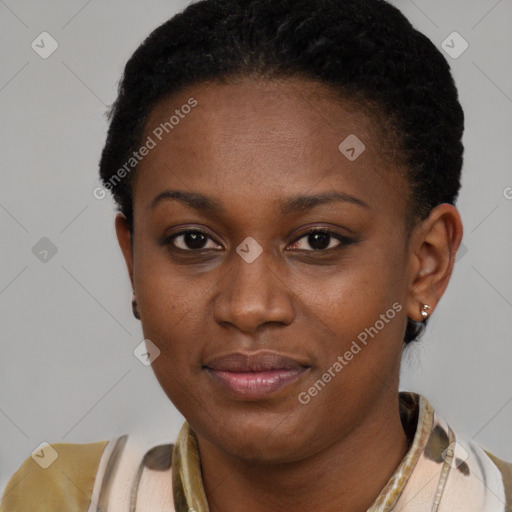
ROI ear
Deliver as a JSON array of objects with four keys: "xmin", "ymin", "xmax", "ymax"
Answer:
[
  {"xmin": 406, "ymin": 203, "xmax": 463, "ymax": 322},
  {"xmin": 115, "ymin": 213, "xmax": 135, "ymax": 291}
]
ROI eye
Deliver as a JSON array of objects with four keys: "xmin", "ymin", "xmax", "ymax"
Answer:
[
  {"xmin": 288, "ymin": 229, "xmax": 355, "ymax": 252},
  {"xmin": 166, "ymin": 229, "xmax": 222, "ymax": 251}
]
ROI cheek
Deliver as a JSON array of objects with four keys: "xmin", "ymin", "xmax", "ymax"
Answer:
[
  {"xmin": 296, "ymin": 247, "xmax": 407, "ymax": 387},
  {"xmin": 134, "ymin": 238, "xmax": 196, "ymax": 318},
  {"xmin": 302, "ymin": 246, "xmax": 406, "ymax": 332},
  {"xmin": 305, "ymin": 282, "xmax": 404, "ymax": 374},
  {"xmin": 132, "ymin": 245, "xmax": 204, "ymax": 370}
]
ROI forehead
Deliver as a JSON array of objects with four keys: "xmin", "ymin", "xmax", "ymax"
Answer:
[{"xmin": 133, "ymin": 77, "xmax": 408, "ymax": 217}]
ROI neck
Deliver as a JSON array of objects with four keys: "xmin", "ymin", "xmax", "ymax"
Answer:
[{"xmin": 195, "ymin": 393, "xmax": 411, "ymax": 512}]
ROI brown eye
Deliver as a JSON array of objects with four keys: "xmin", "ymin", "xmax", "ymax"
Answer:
[
  {"xmin": 167, "ymin": 230, "xmax": 221, "ymax": 251},
  {"xmin": 288, "ymin": 230, "xmax": 355, "ymax": 252}
]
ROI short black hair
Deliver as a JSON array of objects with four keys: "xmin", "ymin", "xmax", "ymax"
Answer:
[{"xmin": 99, "ymin": 0, "xmax": 464, "ymax": 345}]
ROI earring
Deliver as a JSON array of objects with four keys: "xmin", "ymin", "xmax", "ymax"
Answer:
[
  {"xmin": 420, "ymin": 304, "xmax": 431, "ymax": 319},
  {"xmin": 132, "ymin": 297, "xmax": 140, "ymax": 320}
]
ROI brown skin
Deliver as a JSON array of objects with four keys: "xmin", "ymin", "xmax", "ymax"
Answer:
[{"xmin": 115, "ymin": 77, "xmax": 463, "ymax": 512}]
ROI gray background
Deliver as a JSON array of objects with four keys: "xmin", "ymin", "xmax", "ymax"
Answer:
[{"xmin": 1, "ymin": 0, "xmax": 511, "ymax": 496}]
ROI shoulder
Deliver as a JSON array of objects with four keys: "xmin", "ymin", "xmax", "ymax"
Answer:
[
  {"xmin": 485, "ymin": 449, "xmax": 512, "ymax": 477},
  {"xmin": 483, "ymin": 449, "xmax": 512, "ymax": 510},
  {"xmin": 434, "ymin": 424, "xmax": 512, "ymax": 511},
  {"xmin": 0, "ymin": 435, "xmax": 176, "ymax": 512},
  {"xmin": 397, "ymin": 393, "xmax": 512, "ymax": 511},
  {"xmin": 0, "ymin": 438, "xmax": 109, "ymax": 512}
]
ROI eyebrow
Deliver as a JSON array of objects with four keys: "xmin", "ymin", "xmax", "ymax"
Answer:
[
  {"xmin": 149, "ymin": 190, "xmax": 223, "ymax": 215},
  {"xmin": 280, "ymin": 191, "xmax": 369, "ymax": 214},
  {"xmin": 149, "ymin": 189, "xmax": 369, "ymax": 215}
]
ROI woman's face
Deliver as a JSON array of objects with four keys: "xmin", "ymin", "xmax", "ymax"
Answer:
[{"xmin": 118, "ymin": 77, "xmax": 422, "ymax": 462}]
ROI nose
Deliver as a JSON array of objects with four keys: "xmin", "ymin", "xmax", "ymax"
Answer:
[{"xmin": 213, "ymin": 245, "xmax": 295, "ymax": 334}]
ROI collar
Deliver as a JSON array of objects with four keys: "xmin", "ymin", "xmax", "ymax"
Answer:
[{"xmin": 171, "ymin": 391, "xmax": 434, "ymax": 511}]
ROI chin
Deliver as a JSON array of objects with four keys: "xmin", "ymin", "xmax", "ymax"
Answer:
[
  {"xmin": 224, "ymin": 434, "xmax": 308, "ymax": 465},
  {"xmin": 197, "ymin": 410, "xmax": 316, "ymax": 464}
]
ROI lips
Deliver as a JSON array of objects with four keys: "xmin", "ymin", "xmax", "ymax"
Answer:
[
  {"xmin": 205, "ymin": 351, "xmax": 306, "ymax": 372},
  {"xmin": 203, "ymin": 351, "xmax": 310, "ymax": 400}
]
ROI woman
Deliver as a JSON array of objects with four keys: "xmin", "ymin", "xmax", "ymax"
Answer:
[{"xmin": 1, "ymin": 0, "xmax": 510, "ymax": 510}]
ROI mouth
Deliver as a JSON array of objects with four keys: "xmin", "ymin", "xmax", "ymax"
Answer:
[{"xmin": 203, "ymin": 351, "xmax": 310, "ymax": 400}]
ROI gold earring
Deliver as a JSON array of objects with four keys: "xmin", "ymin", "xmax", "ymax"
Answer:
[{"xmin": 420, "ymin": 304, "xmax": 431, "ymax": 319}]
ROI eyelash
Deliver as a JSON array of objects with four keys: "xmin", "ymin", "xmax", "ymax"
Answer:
[{"xmin": 164, "ymin": 228, "xmax": 357, "ymax": 254}]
